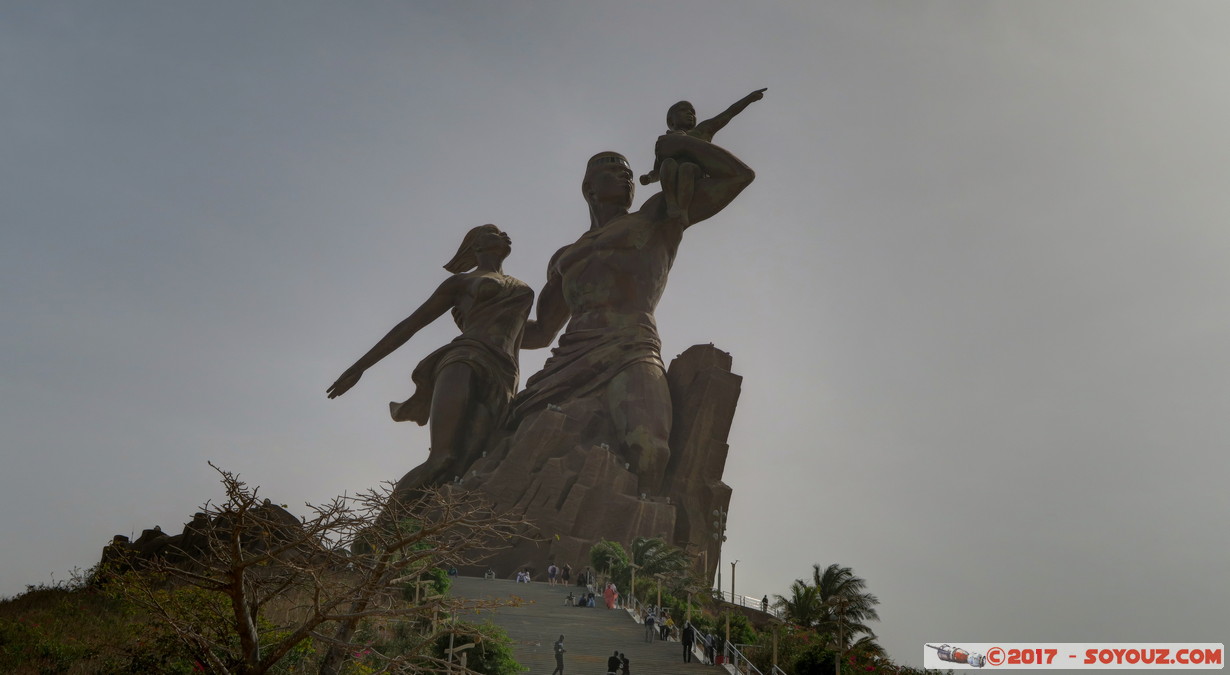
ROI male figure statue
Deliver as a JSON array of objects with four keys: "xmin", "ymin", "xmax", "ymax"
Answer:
[{"xmin": 516, "ymin": 98, "xmax": 761, "ymax": 495}]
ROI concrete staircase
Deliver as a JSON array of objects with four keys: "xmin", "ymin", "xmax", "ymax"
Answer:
[{"xmin": 449, "ymin": 576, "xmax": 715, "ymax": 675}]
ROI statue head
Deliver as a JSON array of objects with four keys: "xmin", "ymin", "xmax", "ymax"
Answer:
[
  {"xmin": 443, "ymin": 224, "xmax": 510, "ymax": 273},
  {"xmin": 582, "ymin": 152, "xmax": 633, "ymax": 227},
  {"xmin": 667, "ymin": 101, "xmax": 696, "ymax": 132}
]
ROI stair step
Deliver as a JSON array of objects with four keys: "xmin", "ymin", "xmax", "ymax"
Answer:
[{"xmin": 449, "ymin": 577, "xmax": 716, "ymax": 675}]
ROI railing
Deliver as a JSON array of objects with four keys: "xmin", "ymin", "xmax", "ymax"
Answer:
[
  {"xmin": 626, "ymin": 594, "xmax": 647, "ymax": 624},
  {"xmin": 712, "ymin": 590, "xmax": 785, "ymax": 620},
  {"xmin": 625, "ymin": 594, "xmax": 684, "ymax": 643},
  {"xmin": 721, "ymin": 641, "xmax": 765, "ymax": 675},
  {"xmin": 588, "ymin": 583, "xmax": 780, "ymax": 670}
]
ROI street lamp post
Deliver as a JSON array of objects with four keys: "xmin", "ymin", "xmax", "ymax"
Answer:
[
  {"xmin": 711, "ymin": 508, "xmax": 727, "ymax": 596},
  {"xmin": 730, "ymin": 560, "xmax": 739, "ymax": 606}
]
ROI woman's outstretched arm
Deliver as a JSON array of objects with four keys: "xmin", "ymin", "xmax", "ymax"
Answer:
[{"xmin": 327, "ymin": 276, "xmax": 462, "ymax": 398}]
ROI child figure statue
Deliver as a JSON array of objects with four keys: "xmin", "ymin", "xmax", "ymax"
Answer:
[{"xmin": 640, "ymin": 88, "xmax": 766, "ymax": 224}]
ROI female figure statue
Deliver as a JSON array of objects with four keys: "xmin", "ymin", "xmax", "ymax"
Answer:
[{"xmin": 328, "ymin": 224, "xmax": 534, "ymax": 490}]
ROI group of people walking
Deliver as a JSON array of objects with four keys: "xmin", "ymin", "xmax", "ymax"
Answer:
[
  {"xmin": 642, "ymin": 605, "xmax": 719, "ymax": 664},
  {"xmin": 546, "ymin": 562, "xmax": 572, "ymax": 585},
  {"xmin": 506, "ymin": 562, "xmax": 597, "ymax": 585},
  {"xmin": 551, "ymin": 636, "xmax": 629, "ymax": 675},
  {"xmin": 548, "ymin": 566, "xmax": 728, "ymax": 675},
  {"xmin": 642, "ymin": 605, "xmax": 670, "ymax": 641},
  {"xmin": 551, "ymin": 603, "xmax": 720, "ymax": 675}
]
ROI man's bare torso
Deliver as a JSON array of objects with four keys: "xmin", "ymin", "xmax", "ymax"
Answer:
[{"xmin": 554, "ymin": 211, "xmax": 683, "ymax": 333}]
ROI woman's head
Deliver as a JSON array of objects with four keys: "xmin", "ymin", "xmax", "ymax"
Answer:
[{"xmin": 443, "ymin": 224, "xmax": 510, "ymax": 273}]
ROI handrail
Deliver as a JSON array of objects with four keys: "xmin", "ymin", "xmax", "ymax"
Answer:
[
  {"xmin": 722, "ymin": 640, "xmax": 766, "ymax": 675},
  {"xmin": 626, "ymin": 593, "xmax": 646, "ymax": 622},
  {"xmin": 712, "ymin": 589, "xmax": 785, "ymax": 620},
  {"xmin": 628, "ymin": 595, "xmax": 690, "ymax": 643}
]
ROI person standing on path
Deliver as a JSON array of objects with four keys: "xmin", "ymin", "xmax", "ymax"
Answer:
[
  {"xmin": 551, "ymin": 635, "xmax": 566, "ymax": 675},
  {"xmin": 682, "ymin": 622, "xmax": 696, "ymax": 662},
  {"xmin": 607, "ymin": 650, "xmax": 622, "ymax": 675},
  {"xmin": 644, "ymin": 611, "xmax": 656, "ymax": 642}
]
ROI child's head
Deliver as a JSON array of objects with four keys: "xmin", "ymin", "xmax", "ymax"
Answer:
[{"xmin": 667, "ymin": 101, "xmax": 697, "ymax": 131}]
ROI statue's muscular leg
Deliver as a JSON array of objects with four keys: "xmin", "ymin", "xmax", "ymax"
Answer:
[
  {"xmin": 607, "ymin": 362, "xmax": 672, "ymax": 495},
  {"xmin": 392, "ymin": 362, "xmax": 492, "ymax": 495}
]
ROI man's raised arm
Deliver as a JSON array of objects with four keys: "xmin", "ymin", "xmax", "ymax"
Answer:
[{"xmin": 646, "ymin": 133, "xmax": 755, "ymax": 229}]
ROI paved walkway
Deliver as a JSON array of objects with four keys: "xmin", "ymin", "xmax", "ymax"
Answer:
[{"xmin": 449, "ymin": 576, "xmax": 715, "ymax": 675}]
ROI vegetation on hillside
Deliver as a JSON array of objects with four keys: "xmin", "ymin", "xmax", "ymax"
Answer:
[
  {"xmin": 2, "ymin": 470, "xmax": 951, "ymax": 675},
  {"xmin": 582, "ymin": 539, "xmax": 950, "ymax": 675},
  {"xmin": 1, "ymin": 466, "xmax": 530, "ymax": 675}
]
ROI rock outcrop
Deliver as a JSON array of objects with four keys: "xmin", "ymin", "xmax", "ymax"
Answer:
[
  {"xmin": 454, "ymin": 344, "xmax": 740, "ymax": 581},
  {"xmin": 96, "ymin": 499, "xmax": 307, "ymax": 580}
]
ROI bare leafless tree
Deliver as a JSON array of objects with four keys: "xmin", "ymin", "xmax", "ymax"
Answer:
[{"xmin": 109, "ymin": 463, "xmax": 534, "ymax": 675}]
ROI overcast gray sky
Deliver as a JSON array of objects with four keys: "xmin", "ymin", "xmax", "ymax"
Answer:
[{"xmin": 3, "ymin": 2, "xmax": 1227, "ymax": 669}]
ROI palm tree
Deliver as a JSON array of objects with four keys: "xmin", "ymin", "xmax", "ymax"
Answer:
[
  {"xmin": 775, "ymin": 579, "xmax": 825, "ymax": 628},
  {"xmin": 847, "ymin": 635, "xmax": 886, "ymax": 659},
  {"xmin": 811, "ymin": 563, "xmax": 880, "ymax": 650},
  {"xmin": 629, "ymin": 537, "xmax": 690, "ymax": 578},
  {"xmin": 612, "ymin": 537, "xmax": 694, "ymax": 598},
  {"xmin": 589, "ymin": 540, "xmax": 629, "ymax": 581}
]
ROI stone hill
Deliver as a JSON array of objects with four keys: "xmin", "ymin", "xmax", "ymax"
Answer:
[{"xmin": 454, "ymin": 344, "xmax": 741, "ymax": 581}]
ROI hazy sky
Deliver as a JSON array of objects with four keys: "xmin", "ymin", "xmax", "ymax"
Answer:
[{"xmin": 3, "ymin": 2, "xmax": 1228, "ymax": 669}]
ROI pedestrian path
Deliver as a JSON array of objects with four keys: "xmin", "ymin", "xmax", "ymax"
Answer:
[{"xmin": 450, "ymin": 576, "xmax": 714, "ymax": 675}]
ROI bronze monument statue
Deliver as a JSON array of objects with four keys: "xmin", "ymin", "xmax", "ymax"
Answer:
[
  {"xmin": 328, "ymin": 90, "xmax": 764, "ymax": 581},
  {"xmin": 514, "ymin": 91, "xmax": 762, "ymax": 495},
  {"xmin": 328, "ymin": 224, "xmax": 534, "ymax": 491}
]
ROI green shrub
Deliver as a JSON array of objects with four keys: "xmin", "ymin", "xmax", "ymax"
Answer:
[
  {"xmin": 430, "ymin": 621, "xmax": 524, "ymax": 675},
  {"xmin": 794, "ymin": 643, "xmax": 838, "ymax": 675}
]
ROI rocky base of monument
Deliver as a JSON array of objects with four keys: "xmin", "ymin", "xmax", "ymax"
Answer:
[{"xmin": 456, "ymin": 344, "xmax": 741, "ymax": 580}]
